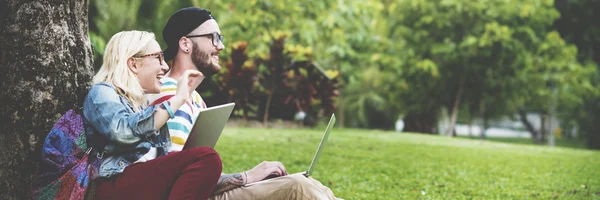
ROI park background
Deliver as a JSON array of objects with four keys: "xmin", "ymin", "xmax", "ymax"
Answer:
[{"xmin": 0, "ymin": 0, "xmax": 599, "ymax": 199}]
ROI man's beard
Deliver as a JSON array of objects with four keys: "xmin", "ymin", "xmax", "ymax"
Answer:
[{"xmin": 191, "ymin": 41, "xmax": 220, "ymax": 78}]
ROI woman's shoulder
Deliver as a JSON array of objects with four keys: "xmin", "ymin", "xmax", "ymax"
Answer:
[
  {"xmin": 87, "ymin": 82, "xmax": 118, "ymax": 97},
  {"xmin": 90, "ymin": 82, "xmax": 114, "ymax": 89},
  {"xmin": 89, "ymin": 82, "xmax": 115, "ymax": 91}
]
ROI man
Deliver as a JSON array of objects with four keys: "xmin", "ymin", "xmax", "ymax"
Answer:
[{"xmin": 148, "ymin": 7, "xmax": 340, "ymax": 199}]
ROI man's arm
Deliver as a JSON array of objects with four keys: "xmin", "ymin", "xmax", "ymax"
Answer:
[
  {"xmin": 211, "ymin": 173, "xmax": 247, "ymax": 196},
  {"xmin": 211, "ymin": 162, "xmax": 287, "ymax": 196}
]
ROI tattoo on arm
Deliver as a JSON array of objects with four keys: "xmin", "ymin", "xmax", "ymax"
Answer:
[{"xmin": 211, "ymin": 173, "xmax": 245, "ymax": 196}]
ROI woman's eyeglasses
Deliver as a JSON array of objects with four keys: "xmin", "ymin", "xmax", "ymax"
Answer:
[{"xmin": 134, "ymin": 51, "xmax": 164, "ymax": 64}]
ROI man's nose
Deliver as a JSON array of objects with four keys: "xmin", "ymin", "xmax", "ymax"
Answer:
[{"xmin": 216, "ymin": 40, "xmax": 225, "ymax": 51}]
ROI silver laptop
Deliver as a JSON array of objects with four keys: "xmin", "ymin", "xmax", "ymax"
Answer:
[
  {"xmin": 304, "ymin": 113, "xmax": 336, "ymax": 177},
  {"xmin": 182, "ymin": 103, "xmax": 235, "ymax": 149},
  {"xmin": 260, "ymin": 114, "xmax": 336, "ymax": 181}
]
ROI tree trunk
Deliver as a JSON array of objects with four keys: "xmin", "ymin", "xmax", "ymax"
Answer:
[
  {"xmin": 0, "ymin": 1, "xmax": 93, "ymax": 199},
  {"xmin": 404, "ymin": 112, "xmax": 438, "ymax": 134},
  {"xmin": 548, "ymin": 116, "xmax": 555, "ymax": 147},
  {"xmin": 447, "ymin": 75, "xmax": 465, "ymax": 137},
  {"xmin": 339, "ymin": 94, "xmax": 345, "ymax": 128},
  {"xmin": 540, "ymin": 113, "xmax": 547, "ymax": 144},
  {"xmin": 548, "ymin": 88, "xmax": 557, "ymax": 147},
  {"xmin": 468, "ymin": 116, "xmax": 473, "ymax": 138},
  {"xmin": 518, "ymin": 108, "xmax": 541, "ymax": 144},
  {"xmin": 480, "ymin": 115, "xmax": 489, "ymax": 140},
  {"xmin": 479, "ymin": 99, "xmax": 487, "ymax": 140},
  {"xmin": 263, "ymin": 90, "xmax": 273, "ymax": 126}
]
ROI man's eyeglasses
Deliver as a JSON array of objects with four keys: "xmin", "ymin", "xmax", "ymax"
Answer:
[
  {"xmin": 134, "ymin": 51, "xmax": 164, "ymax": 65},
  {"xmin": 186, "ymin": 32, "xmax": 224, "ymax": 47}
]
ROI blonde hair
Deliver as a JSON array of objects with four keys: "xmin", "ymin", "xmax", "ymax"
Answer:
[{"xmin": 93, "ymin": 30, "xmax": 156, "ymax": 112}]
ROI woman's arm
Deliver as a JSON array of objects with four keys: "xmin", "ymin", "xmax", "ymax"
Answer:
[
  {"xmin": 84, "ymin": 84, "xmax": 164, "ymax": 144},
  {"xmin": 153, "ymin": 95, "xmax": 185, "ymax": 130},
  {"xmin": 153, "ymin": 70, "xmax": 201, "ymax": 130},
  {"xmin": 84, "ymin": 71, "xmax": 201, "ymax": 144}
]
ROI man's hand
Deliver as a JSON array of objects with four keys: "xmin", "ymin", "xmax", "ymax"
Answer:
[
  {"xmin": 245, "ymin": 161, "xmax": 288, "ymax": 184},
  {"xmin": 211, "ymin": 161, "xmax": 287, "ymax": 196}
]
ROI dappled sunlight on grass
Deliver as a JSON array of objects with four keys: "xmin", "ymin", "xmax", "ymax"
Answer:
[{"xmin": 214, "ymin": 127, "xmax": 600, "ymax": 199}]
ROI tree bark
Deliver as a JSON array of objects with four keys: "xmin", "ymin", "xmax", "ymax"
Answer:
[
  {"xmin": 0, "ymin": 1, "xmax": 93, "ymax": 199},
  {"xmin": 540, "ymin": 113, "xmax": 547, "ymax": 144},
  {"xmin": 468, "ymin": 117, "xmax": 473, "ymax": 138},
  {"xmin": 404, "ymin": 112, "xmax": 437, "ymax": 134},
  {"xmin": 518, "ymin": 108, "xmax": 541, "ymax": 144},
  {"xmin": 263, "ymin": 89, "xmax": 273, "ymax": 126},
  {"xmin": 479, "ymin": 99, "xmax": 487, "ymax": 140},
  {"xmin": 480, "ymin": 115, "xmax": 489, "ymax": 140},
  {"xmin": 447, "ymin": 75, "xmax": 465, "ymax": 137},
  {"xmin": 339, "ymin": 94, "xmax": 345, "ymax": 128}
]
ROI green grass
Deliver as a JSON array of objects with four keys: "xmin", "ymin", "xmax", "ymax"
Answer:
[
  {"xmin": 214, "ymin": 127, "xmax": 600, "ymax": 199},
  {"xmin": 457, "ymin": 136, "xmax": 588, "ymax": 150}
]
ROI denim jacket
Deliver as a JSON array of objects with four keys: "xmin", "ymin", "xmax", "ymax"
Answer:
[{"xmin": 83, "ymin": 82, "xmax": 171, "ymax": 178}]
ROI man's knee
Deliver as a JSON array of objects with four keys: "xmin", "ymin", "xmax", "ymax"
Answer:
[
  {"xmin": 274, "ymin": 174, "xmax": 328, "ymax": 199},
  {"xmin": 281, "ymin": 174, "xmax": 313, "ymax": 190}
]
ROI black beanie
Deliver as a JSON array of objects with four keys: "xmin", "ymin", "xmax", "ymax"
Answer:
[{"xmin": 163, "ymin": 7, "xmax": 215, "ymax": 61}]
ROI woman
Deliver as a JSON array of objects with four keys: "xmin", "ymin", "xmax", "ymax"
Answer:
[{"xmin": 83, "ymin": 30, "xmax": 221, "ymax": 199}]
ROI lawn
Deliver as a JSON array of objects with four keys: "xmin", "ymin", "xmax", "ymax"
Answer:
[
  {"xmin": 457, "ymin": 136, "xmax": 588, "ymax": 150},
  {"xmin": 214, "ymin": 127, "xmax": 600, "ymax": 199}
]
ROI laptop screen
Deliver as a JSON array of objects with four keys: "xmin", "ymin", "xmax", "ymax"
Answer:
[{"xmin": 306, "ymin": 114, "xmax": 336, "ymax": 176}]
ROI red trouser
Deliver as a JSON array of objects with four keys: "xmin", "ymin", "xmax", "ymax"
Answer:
[{"xmin": 95, "ymin": 147, "xmax": 222, "ymax": 200}]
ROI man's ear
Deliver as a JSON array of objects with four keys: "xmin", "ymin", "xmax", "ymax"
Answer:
[
  {"xmin": 179, "ymin": 37, "xmax": 190, "ymax": 53},
  {"xmin": 127, "ymin": 57, "xmax": 138, "ymax": 74}
]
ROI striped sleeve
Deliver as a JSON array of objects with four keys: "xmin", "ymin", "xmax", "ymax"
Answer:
[
  {"xmin": 146, "ymin": 77, "xmax": 187, "ymax": 151},
  {"xmin": 146, "ymin": 77, "xmax": 207, "ymax": 152},
  {"xmin": 148, "ymin": 78, "xmax": 177, "ymax": 106},
  {"xmin": 192, "ymin": 91, "xmax": 207, "ymax": 109}
]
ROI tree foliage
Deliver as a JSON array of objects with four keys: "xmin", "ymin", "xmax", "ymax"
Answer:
[
  {"xmin": 553, "ymin": 0, "xmax": 600, "ymax": 149},
  {"xmin": 87, "ymin": 0, "xmax": 600, "ymax": 147}
]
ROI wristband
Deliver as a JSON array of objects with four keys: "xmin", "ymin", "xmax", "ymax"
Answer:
[{"xmin": 162, "ymin": 101, "xmax": 175, "ymax": 119}]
